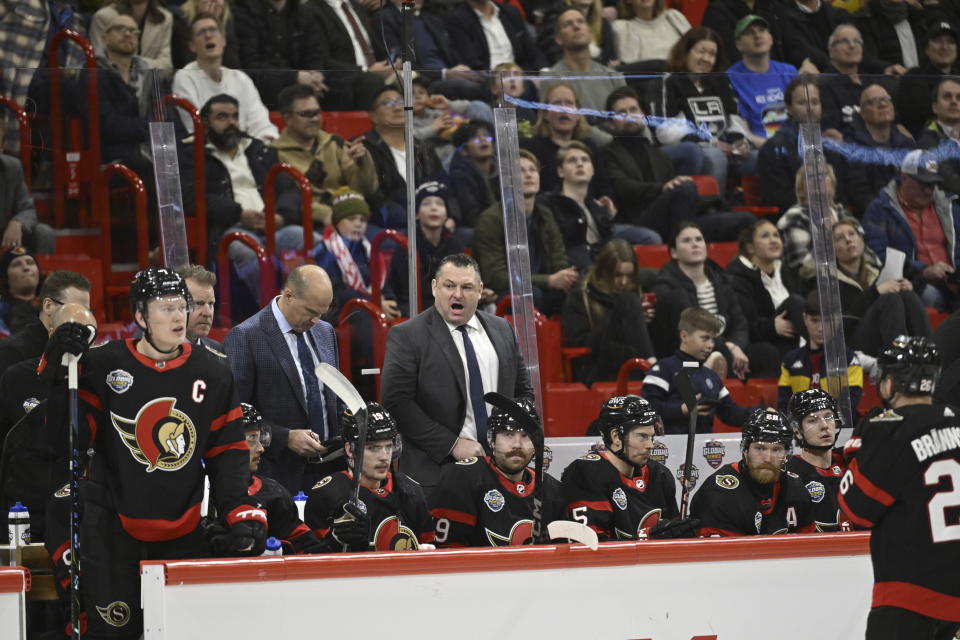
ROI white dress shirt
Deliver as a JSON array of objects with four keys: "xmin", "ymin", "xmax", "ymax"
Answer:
[
  {"xmin": 444, "ymin": 313, "xmax": 499, "ymax": 441},
  {"xmin": 209, "ymin": 138, "xmax": 264, "ymax": 213},
  {"xmin": 325, "ymin": 0, "xmax": 373, "ymax": 70},
  {"xmin": 271, "ymin": 297, "xmax": 326, "ymax": 421},
  {"xmin": 474, "ymin": 3, "xmax": 514, "ymax": 68}
]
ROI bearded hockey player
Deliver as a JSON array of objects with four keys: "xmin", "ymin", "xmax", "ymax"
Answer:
[
  {"xmin": 44, "ymin": 267, "xmax": 264, "ymax": 640},
  {"xmin": 838, "ymin": 336, "xmax": 960, "ymax": 640},
  {"xmin": 785, "ymin": 389, "xmax": 848, "ymax": 531},
  {"xmin": 561, "ymin": 395, "xmax": 697, "ymax": 540},
  {"xmin": 304, "ymin": 403, "xmax": 434, "ymax": 551},
  {"xmin": 430, "ymin": 398, "xmax": 563, "ymax": 547},
  {"xmin": 691, "ymin": 408, "xmax": 816, "ymax": 536}
]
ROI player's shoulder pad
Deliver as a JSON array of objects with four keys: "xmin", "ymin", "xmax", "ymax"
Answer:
[
  {"xmin": 204, "ymin": 344, "xmax": 227, "ymax": 358},
  {"xmin": 456, "ymin": 456, "xmax": 479, "ymax": 465}
]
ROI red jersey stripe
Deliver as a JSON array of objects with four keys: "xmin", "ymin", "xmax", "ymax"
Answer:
[
  {"xmin": 850, "ymin": 459, "xmax": 895, "ymax": 506},
  {"xmin": 118, "ymin": 502, "xmax": 202, "ymax": 541},
  {"xmin": 205, "ymin": 441, "xmax": 247, "ymax": 458},
  {"xmin": 837, "ymin": 492, "xmax": 875, "ymax": 529},
  {"xmin": 85, "ymin": 414, "xmax": 98, "ymax": 441},
  {"xmin": 430, "ymin": 508, "xmax": 477, "ymax": 526},
  {"xmin": 78, "ymin": 389, "xmax": 102, "ymax": 410},
  {"xmin": 873, "ymin": 581, "xmax": 960, "ymax": 622},
  {"xmin": 566, "ymin": 500, "xmax": 613, "ymax": 512},
  {"xmin": 210, "ymin": 406, "xmax": 243, "ymax": 432}
]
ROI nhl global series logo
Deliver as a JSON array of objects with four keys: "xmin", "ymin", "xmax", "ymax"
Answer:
[
  {"xmin": 702, "ymin": 440, "xmax": 726, "ymax": 469},
  {"xmin": 676, "ymin": 463, "xmax": 700, "ymax": 491},
  {"xmin": 650, "ymin": 441, "xmax": 669, "ymax": 464}
]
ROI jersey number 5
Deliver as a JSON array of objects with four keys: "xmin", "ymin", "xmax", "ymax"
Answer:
[
  {"xmin": 925, "ymin": 459, "xmax": 960, "ymax": 544},
  {"xmin": 571, "ymin": 506, "xmax": 588, "ymax": 526}
]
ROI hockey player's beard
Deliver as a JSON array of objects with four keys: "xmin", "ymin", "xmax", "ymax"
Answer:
[{"xmin": 748, "ymin": 462, "xmax": 781, "ymax": 485}]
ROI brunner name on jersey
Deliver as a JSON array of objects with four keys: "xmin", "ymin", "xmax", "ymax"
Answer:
[{"xmin": 910, "ymin": 424, "xmax": 960, "ymax": 463}]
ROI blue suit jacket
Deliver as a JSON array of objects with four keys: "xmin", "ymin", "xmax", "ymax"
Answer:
[{"xmin": 224, "ymin": 302, "xmax": 340, "ymax": 493}]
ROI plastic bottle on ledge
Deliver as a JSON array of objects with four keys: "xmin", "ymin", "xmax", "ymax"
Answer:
[
  {"xmin": 294, "ymin": 491, "xmax": 307, "ymax": 521},
  {"xmin": 8, "ymin": 502, "xmax": 30, "ymax": 546},
  {"xmin": 262, "ymin": 537, "xmax": 282, "ymax": 556}
]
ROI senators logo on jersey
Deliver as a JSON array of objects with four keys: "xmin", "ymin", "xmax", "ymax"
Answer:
[
  {"xmin": 485, "ymin": 519, "xmax": 534, "ymax": 546},
  {"xmin": 373, "ymin": 516, "xmax": 420, "ymax": 550},
  {"xmin": 111, "ymin": 398, "xmax": 197, "ymax": 472}
]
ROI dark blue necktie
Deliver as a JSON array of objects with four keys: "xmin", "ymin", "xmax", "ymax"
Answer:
[
  {"xmin": 295, "ymin": 331, "xmax": 328, "ymax": 440},
  {"xmin": 457, "ymin": 325, "xmax": 488, "ymax": 445}
]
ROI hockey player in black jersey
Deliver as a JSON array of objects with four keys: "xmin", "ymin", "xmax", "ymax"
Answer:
[
  {"xmin": 691, "ymin": 408, "xmax": 816, "ymax": 536},
  {"xmin": 430, "ymin": 398, "xmax": 563, "ymax": 547},
  {"xmin": 45, "ymin": 267, "xmax": 266, "ymax": 640},
  {"xmin": 838, "ymin": 336, "xmax": 960, "ymax": 640},
  {"xmin": 304, "ymin": 403, "xmax": 435, "ymax": 551},
  {"xmin": 561, "ymin": 395, "xmax": 698, "ymax": 540},
  {"xmin": 785, "ymin": 389, "xmax": 849, "ymax": 531}
]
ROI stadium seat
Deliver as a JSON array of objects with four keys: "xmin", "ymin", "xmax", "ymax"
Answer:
[
  {"xmin": 927, "ymin": 307, "xmax": 949, "ymax": 330},
  {"xmin": 749, "ymin": 378, "xmax": 779, "ymax": 408},
  {"xmin": 36, "ymin": 254, "xmax": 105, "ymax": 322},
  {"xmin": 543, "ymin": 382, "xmax": 597, "ymax": 437},
  {"xmin": 734, "ymin": 175, "xmax": 779, "ymax": 217},
  {"xmin": 690, "ymin": 174, "xmax": 720, "ymax": 197},
  {"xmin": 714, "ymin": 379, "xmax": 757, "ymax": 432},
  {"xmin": 707, "ymin": 242, "xmax": 738, "ymax": 268},
  {"xmin": 634, "ymin": 244, "xmax": 671, "ymax": 269}
]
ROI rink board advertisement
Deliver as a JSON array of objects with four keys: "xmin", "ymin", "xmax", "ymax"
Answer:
[
  {"xmin": 0, "ymin": 567, "xmax": 28, "ymax": 640},
  {"xmin": 141, "ymin": 533, "xmax": 873, "ymax": 639}
]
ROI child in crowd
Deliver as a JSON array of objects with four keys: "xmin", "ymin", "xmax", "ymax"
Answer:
[
  {"xmin": 642, "ymin": 307, "xmax": 757, "ymax": 433},
  {"xmin": 412, "ymin": 76, "xmax": 494, "ymax": 168}
]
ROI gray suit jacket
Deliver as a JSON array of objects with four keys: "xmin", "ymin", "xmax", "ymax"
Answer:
[
  {"xmin": 381, "ymin": 307, "xmax": 533, "ymax": 487},
  {"xmin": 224, "ymin": 302, "xmax": 340, "ymax": 493},
  {"xmin": 0, "ymin": 155, "xmax": 36, "ymax": 232}
]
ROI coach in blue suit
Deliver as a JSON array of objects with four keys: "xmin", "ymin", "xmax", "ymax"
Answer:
[
  {"xmin": 381, "ymin": 253, "xmax": 533, "ymax": 488},
  {"xmin": 225, "ymin": 265, "xmax": 341, "ymax": 493}
]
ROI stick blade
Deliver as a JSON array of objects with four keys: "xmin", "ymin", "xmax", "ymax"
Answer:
[
  {"xmin": 314, "ymin": 362, "xmax": 365, "ymax": 414},
  {"xmin": 547, "ymin": 520, "xmax": 599, "ymax": 550}
]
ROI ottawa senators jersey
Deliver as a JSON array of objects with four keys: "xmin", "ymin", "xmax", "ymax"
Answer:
[
  {"xmin": 785, "ymin": 450, "xmax": 847, "ymax": 531},
  {"xmin": 561, "ymin": 451, "xmax": 679, "ymax": 541},
  {"xmin": 247, "ymin": 473, "xmax": 317, "ymax": 551},
  {"xmin": 837, "ymin": 403, "xmax": 960, "ymax": 622},
  {"xmin": 52, "ymin": 339, "xmax": 254, "ymax": 542},
  {"xmin": 430, "ymin": 456, "xmax": 564, "ymax": 547},
  {"xmin": 691, "ymin": 461, "xmax": 816, "ymax": 536},
  {"xmin": 304, "ymin": 470, "xmax": 434, "ymax": 551}
]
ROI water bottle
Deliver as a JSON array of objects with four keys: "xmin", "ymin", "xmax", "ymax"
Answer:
[
  {"xmin": 7, "ymin": 502, "xmax": 30, "ymax": 546},
  {"xmin": 262, "ymin": 537, "xmax": 282, "ymax": 556},
  {"xmin": 294, "ymin": 491, "xmax": 307, "ymax": 522}
]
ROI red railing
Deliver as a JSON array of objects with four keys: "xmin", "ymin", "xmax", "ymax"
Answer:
[
  {"xmin": 264, "ymin": 163, "xmax": 313, "ymax": 259},
  {"xmin": 95, "ymin": 163, "xmax": 149, "ymax": 320},
  {"xmin": 336, "ymin": 298, "xmax": 390, "ymax": 400},
  {"xmin": 216, "ymin": 231, "xmax": 275, "ymax": 326},
  {"xmin": 616, "ymin": 358, "xmax": 653, "ymax": 395},
  {"xmin": 0, "ymin": 97, "xmax": 31, "ymax": 188},
  {"xmin": 369, "ymin": 229, "xmax": 409, "ymax": 310},
  {"xmin": 49, "ymin": 29, "xmax": 99, "ymax": 227},
  {"xmin": 164, "ymin": 94, "xmax": 207, "ymax": 265}
]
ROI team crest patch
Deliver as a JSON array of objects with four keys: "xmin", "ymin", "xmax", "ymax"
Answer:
[
  {"xmin": 871, "ymin": 409, "xmax": 904, "ymax": 422},
  {"xmin": 716, "ymin": 474, "xmax": 739, "ymax": 490},
  {"xmin": 702, "ymin": 440, "xmax": 725, "ymax": 469},
  {"xmin": 705, "ymin": 378, "xmax": 714, "ymax": 390},
  {"xmin": 373, "ymin": 516, "xmax": 420, "ymax": 551},
  {"xmin": 579, "ymin": 453, "xmax": 601, "ymax": 461},
  {"xmin": 312, "ymin": 475, "xmax": 333, "ymax": 490},
  {"xmin": 22, "ymin": 397, "xmax": 40, "ymax": 413},
  {"xmin": 754, "ymin": 512, "xmax": 763, "ymax": 534},
  {"xmin": 612, "ymin": 487, "xmax": 628, "ymax": 510},
  {"xmin": 485, "ymin": 519, "xmax": 534, "ymax": 546},
  {"xmin": 805, "ymin": 481, "xmax": 826, "ymax": 503},
  {"xmin": 456, "ymin": 457, "xmax": 479, "ymax": 465},
  {"xmin": 54, "ymin": 484, "xmax": 70, "ymax": 498},
  {"xmin": 484, "ymin": 489, "xmax": 505, "ymax": 512},
  {"xmin": 111, "ymin": 398, "xmax": 197, "ymax": 472},
  {"xmin": 106, "ymin": 369, "xmax": 134, "ymax": 394},
  {"xmin": 96, "ymin": 601, "xmax": 131, "ymax": 627},
  {"xmin": 650, "ymin": 441, "xmax": 669, "ymax": 464},
  {"xmin": 786, "ymin": 471, "xmax": 799, "ymax": 478},
  {"xmin": 676, "ymin": 463, "xmax": 699, "ymax": 491}
]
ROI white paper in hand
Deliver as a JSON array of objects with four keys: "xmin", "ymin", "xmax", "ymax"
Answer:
[{"xmin": 878, "ymin": 248, "xmax": 906, "ymax": 284}]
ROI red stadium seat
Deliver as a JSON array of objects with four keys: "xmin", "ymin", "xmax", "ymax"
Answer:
[
  {"xmin": 927, "ymin": 307, "xmax": 949, "ymax": 330},
  {"xmin": 543, "ymin": 383, "xmax": 597, "ymax": 437},
  {"xmin": 707, "ymin": 242, "xmax": 738, "ymax": 268},
  {"xmin": 749, "ymin": 378, "xmax": 779, "ymax": 408},
  {"xmin": 634, "ymin": 244, "xmax": 671, "ymax": 269},
  {"xmin": 714, "ymin": 379, "xmax": 757, "ymax": 432},
  {"xmin": 734, "ymin": 175, "xmax": 779, "ymax": 217},
  {"xmin": 36, "ymin": 254, "xmax": 105, "ymax": 323},
  {"xmin": 690, "ymin": 174, "xmax": 720, "ymax": 197}
]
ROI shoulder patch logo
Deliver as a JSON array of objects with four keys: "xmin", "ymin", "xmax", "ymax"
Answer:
[
  {"xmin": 871, "ymin": 409, "xmax": 903, "ymax": 422},
  {"xmin": 612, "ymin": 487, "xmax": 628, "ymax": 510},
  {"xmin": 96, "ymin": 601, "xmax": 131, "ymax": 627},
  {"xmin": 702, "ymin": 440, "xmax": 725, "ymax": 469},
  {"xmin": 22, "ymin": 397, "xmax": 40, "ymax": 413},
  {"xmin": 805, "ymin": 480, "xmax": 826, "ymax": 503},
  {"xmin": 754, "ymin": 511, "xmax": 763, "ymax": 534},
  {"xmin": 578, "ymin": 453, "xmax": 601, "ymax": 461},
  {"xmin": 456, "ymin": 456, "xmax": 479, "ymax": 465},
  {"xmin": 945, "ymin": 406, "xmax": 955, "ymax": 418},
  {"xmin": 716, "ymin": 474, "xmax": 739, "ymax": 490},
  {"xmin": 54, "ymin": 484, "xmax": 70, "ymax": 498},
  {"xmin": 312, "ymin": 475, "xmax": 333, "ymax": 490},
  {"xmin": 110, "ymin": 398, "xmax": 197, "ymax": 472},
  {"xmin": 106, "ymin": 369, "xmax": 134, "ymax": 394},
  {"xmin": 484, "ymin": 489, "xmax": 505, "ymax": 512},
  {"xmin": 786, "ymin": 471, "xmax": 799, "ymax": 478}
]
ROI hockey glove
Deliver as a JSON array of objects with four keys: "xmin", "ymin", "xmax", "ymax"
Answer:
[
  {"xmin": 648, "ymin": 517, "xmax": 700, "ymax": 540},
  {"xmin": 210, "ymin": 520, "xmax": 268, "ymax": 556},
  {"xmin": 41, "ymin": 322, "xmax": 94, "ymax": 381},
  {"xmin": 330, "ymin": 501, "xmax": 369, "ymax": 551}
]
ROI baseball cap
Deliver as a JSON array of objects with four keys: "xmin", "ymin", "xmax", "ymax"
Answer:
[
  {"xmin": 734, "ymin": 15, "xmax": 770, "ymax": 39},
  {"xmin": 901, "ymin": 149, "xmax": 944, "ymax": 185},
  {"xmin": 928, "ymin": 21, "xmax": 958, "ymax": 42}
]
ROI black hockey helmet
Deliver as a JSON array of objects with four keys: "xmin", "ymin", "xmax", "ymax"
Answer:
[
  {"xmin": 877, "ymin": 335, "xmax": 941, "ymax": 396},
  {"xmin": 787, "ymin": 389, "xmax": 840, "ymax": 448},
  {"xmin": 741, "ymin": 408, "xmax": 793, "ymax": 454},
  {"xmin": 598, "ymin": 395, "xmax": 664, "ymax": 448},
  {"xmin": 240, "ymin": 402, "xmax": 272, "ymax": 448},
  {"xmin": 485, "ymin": 397, "xmax": 540, "ymax": 449},
  {"xmin": 129, "ymin": 267, "xmax": 193, "ymax": 317},
  {"xmin": 340, "ymin": 402, "xmax": 401, "ymax": 455}
]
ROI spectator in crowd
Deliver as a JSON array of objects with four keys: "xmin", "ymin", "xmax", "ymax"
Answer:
[
  {"xmin": 779, "ymin": 164, "xmax": 848, "ymax": 270},
  {"xmin": 727, "ymin": 15, "xmax": 797, "ymax": 144},
  {"xmin": 176, "ymin": 264, "xmax": 221, "ymax": 352},
  {"xmin": 726, "ymin": 219, "xmax": 804, "ymax": 360},
  {"xmin": 898, "ymin": 21, "xmax": 960, "ymax": 135},
  {"xmin": 386, "ymin": 182, "xmax": 466, "ymax": 317},
  {"xmin": 272, "ymin": 84, "xmax": 378, "ymax": 227},
  {"xmin": 777, "ymin": 290, "xmax": 864, "ymax": 413},
  {"xmin": 651, "ymin": 223, "xmax": 769, "ymax": 379},
  {"xmin": 411, "ymin": 77, "xmax": 494, "ymax": 169},
  {"xmin": 543, "ymin": 141, "xmax": 660, "ymax": 271},
  {"xmin": 538, "ymin": 0, "xmax": 618, "ymax": 67},
  {"xmin": 862, "ymin": 149, "xmax": 960, "ymax": 311},
  {"xmin": 171, "ymin": 0, "xmax": 240, "ymax": 69},
  {"xmin": 90, "ymin": 0, "xmax": 173, "ymax": 70},
  {"xmin": 0, "ymin": 247, "xmax": 41, "ymax": 337},
  {"xmin": 0, "ymin": 154, "xmax": 53, "ymax": 255},
  {"xmin": 917, "ymin": 77, "xmax": 960, "ymax": 196},
  {"xmin": 381, "ymin": 253, "xmax": 534, "ymax": 488},
  {"xmin": 474, "ymin": 150, "xmax": 577, "ymax": 315},
  {"xmin": 449, "ymin": 120, "xmax": 500, "ymax": 230},
  {"xmin": 562, "ymin": 238, "xmax": 656, "ymax": 384},
  {"xmin": 611, "ymin": 0, "xmax": 690, "ymax": 66},
  {"xmin": 800, "ymin": 217, "xmax": 931, "ymax": 356},
  {"xmin": 0, "ymin": 270, "xmax": 90, "ymax": 379},
  {"xmin": 663, "ymin": 27, "xmax": 758, "ymax": 200},
  {"xmin": 541, "ymin": 9, "xmax": 626, "ymax": 113},
  {"xmin": 444, "ymin": 0, "xmax": 547, "ymax": 73},
  {"xmin": 854, "ymin": 0, "xmax": 924, "ymax": 74},
  {"xmin": 172, "ymin": 14, "xmax": 277, "ymax": 141},
  {"xmin": 819, "ymin": 24, "xmax": 894, "ymax": 132},
  {"xmin": 363, "ymin": 86, "xmax": 445, "ymax": 229},
  {"xmin": 701, "ymin": 0, "xmax": 782, "ymax": 65},
  {"xmin": 759, "ymin": 76, "xmax": 848, "ymax": 214},
  {"xmin": 224, "ymin": 264, "xmax": 342, "ymax": 493},
  {"xmin": 642, "ymin": 307, "xmax": 756, "ymax": 432},
  {"xmin": 778, "ymin": 0, "xmax": 850, "ymax": 72},
  {"xmin": 842, "ymin": 83, "xmax": 916, "ymax": 214},
  {"xmin": 180, "ymin": 94, "xmax": 303, "ymax": 303}
]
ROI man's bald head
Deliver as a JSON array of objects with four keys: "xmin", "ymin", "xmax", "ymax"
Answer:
[
  {"xmin": 279, "ymin": 265, "xmax": 334, "ymax": 332},
  {"xmin": 50, "ymin": 303, "xmax": 98, "ymax": 337}
]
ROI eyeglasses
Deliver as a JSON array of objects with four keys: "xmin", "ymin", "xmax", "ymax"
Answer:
[
  {"xmin": 376, "ymin": 99, "xmax": 404, "ymax": 108},
  {"xmin": 46, "ymin": 297, "xmax": 93, "ymax": 313},
  {"xmin": 108, "ymin": 25, "xmax": 141, "ymax": 36},
  {"xmin": 831, "ymin": 37, "xmax": 863, "ymax": 47},
  {"xmin": 862, "ymin": 96, "xmax": 892, "ymax": 107},
  {"xmin": 194, "ymin": 26, "xmax": 221, "ymax": 38},
  {"xmin": 472, "ymin": 136, "xmax": 494, "ymax": 143},
  {"xmin": 293, "ymin": 108, "xmax": 322, "ymax": 118}
]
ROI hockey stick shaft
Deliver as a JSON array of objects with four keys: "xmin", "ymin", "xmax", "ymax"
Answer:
[
  {"xmin": 674, "ymin": 370, "xmax": 698, "ymax": 519},
  {"xmin": 64, "ymin": 354, "xmax": 81, "ymax": 640}
]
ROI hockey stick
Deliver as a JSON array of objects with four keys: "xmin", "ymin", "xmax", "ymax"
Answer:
[
  {"xmin": 546, "ymin": 520, "xmax": 599, "ymax": 550},
  {"xmin": 674, "ymin": 369, "xmax": 698, "ymax": 520},
  {"xmin": 483, "ymin": 392, "xmax": 546, "ymax": 543},
  {"xmin": 63, "ymin": 335, "xmax": 89, "ymax": 640}
]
